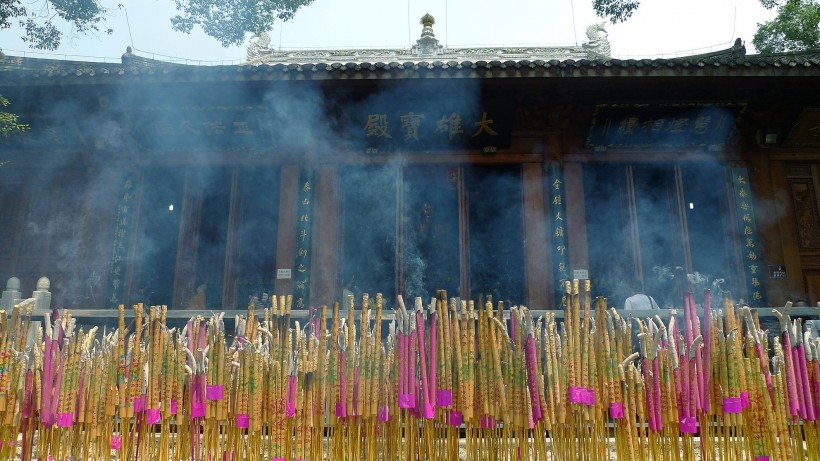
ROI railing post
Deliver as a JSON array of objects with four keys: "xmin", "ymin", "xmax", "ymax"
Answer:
[
  {"xmin": 0, "ymin": 277, "xmax": 22, "ymax": 310},
  {"xmin": 32, "ymin": 277, "xmax": 52, "ymax": 311}
]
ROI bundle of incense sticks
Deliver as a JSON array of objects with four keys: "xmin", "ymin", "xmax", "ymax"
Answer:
[{"xmin": 2, "ymin": 284, "xmax": 820, "ymax": 460}]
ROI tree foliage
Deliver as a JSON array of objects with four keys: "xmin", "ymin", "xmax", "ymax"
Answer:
[
  {"xmin": 2, "ymin": 0, "xmax": 110, "ymax": 50},
  {"xmin": 593, "ymin": 0, "xmax": 820, "ymax": 53},
  {"xmin": 170, "ymin": 0, "xmax": 315, "ymax": 47},
  {"xmin": 1, "ymin": 0, "xmax": 315, "ymax": 50},
  {"xmin": 0, "ymin": 95, "xmax": 29, "ymax": 139},
  {"xmin": 753, "ymin": 0, "xmax": 820, "ymax": 53},
  {"xmin": 591, "ymin": 0, "xmax": 641, "ymax": 23}
]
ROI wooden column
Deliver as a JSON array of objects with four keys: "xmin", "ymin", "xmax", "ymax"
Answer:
[
  {"xmin": 458, "ymin": 167, "xmax": 470, "ymax": 300},
  {"xmin": 0, "ymin": 172, "xmax": 32, "ymax": 288},
  {"xmin": 122, "ymin": 170, "xmax": 145, "ymax": 308},
  {"xmin": 221, "ymin": 168, "xmax": 241, "ymax": 310},
  {"xmin": 172, "ymin": 168, "xmax": 203, "ymax": 309},
  {"xmin": 274, "ymin": 164, "xmax": 300, "ymax": 296},
  {"xmin": 674, "ymin": 165, "xmax": 694, "ymax": 275},
  {"xmin": 564, "ymin": 162, "xmax": 589, "ymax": 276},
  {"xmin": 522, "ymin": 163, "xmax": 550, "ymax": 309},
  {"xmin": 310, "ymin": 165, "xmax": 340, "ymax": 306}
]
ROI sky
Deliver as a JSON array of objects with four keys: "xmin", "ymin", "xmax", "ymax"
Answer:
[{"xmin": 0, "ymin": 0, "xmax": 776, "ymax": 64}]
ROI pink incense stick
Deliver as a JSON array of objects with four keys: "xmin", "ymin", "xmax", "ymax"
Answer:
[
  {"xmin": 525, "ymin": 334, "xmax": 542, "ymax": 422},
  {"xmin": 669, "ymin": 313, "xmax": 683, "ymax": 422},
  {"xmin": 652, "ymin": 356, "xmax": 663, "ymax": 431},
  {"xmin": 399, "ymin": 332, "xmax": 413, "ymax": 408},
  {"xmin": 198, "ymin": 322, "xmax": 207, "ymax": 351},
  {"xmin": 190, "ymin": 378, "xmax": 200, "ymax": 461},
  {"xmin": 410, "ymin": 328, "xmax": 418, "ymax": 408},
  {"xmin": 703, "ymin": 290, "xmax": 712, "ymax": 413},
  {"xmin": 49, "ymin": 340, "xmax": 67, "ymax": 426},
  {"xmin": 56, "ymin": 315, "xmax": 65, "ymax": 344},
  {"xmin": 754, "ymin": 342, "xmax": 774, "ymax": 403},
  {"xmin": 416, "ymin": 310, "xmax": 433, "ymax": 418},
  {"xmin": 797, "ymin": 341, "xmax": 814, "ymax": 420},
  {"xmin": 813, "ymin": 357, "xmax": 820, "ymax": 418},
  {"xmin": 783, "ymin": 331, "xmax": 800, "ymax": 417},
  {"xmin": 792, "ymin": 346, "xmax": 807, "ymax": 420},
  {"xmin": 688, "ymin": 355, "xmax": 698, "ymax": 428},
  {"xmin": 286, "ymin": 375, "xmax": 297, "ymax": 417},
  {"xmin": 642, "ymin": 353, "xmax": 656, "ymax": 431},
  {"xmin": 673, "ymin": 366, "xmax": 683, "ymax": 427},
  {"xmin": 685, "ymin": 293, "xmax": 705, "ymax": 411},
  {"xmin": 41, "ymin": 333, "xmax": 53, "ymax": 426},
  {"xmin": 397, "ymin": 331, "xmax": 405, "ymax": 402},
  {"xmin": 404, "ymin": 331, "xmax": 413, "ymax": 406},
  {"xmin": 429, "ymin": 309, "xmax": 437, "ymax": 409},
  {"xmin": 681, "ymin": 345, "xmax": 690, "ymax": 425},
  {"xmin": 682, "ymin": 300, "xmax": 693, "ymax": 424}
]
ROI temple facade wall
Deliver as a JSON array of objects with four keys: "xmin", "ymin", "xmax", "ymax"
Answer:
[{"xmin": 1, "ymin": 65, "xmax": 818, "ymax": 309}]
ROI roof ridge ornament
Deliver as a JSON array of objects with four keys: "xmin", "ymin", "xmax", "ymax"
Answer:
[
  {"xmin": 247, "ymin": 32, "xmax": 272, "ymax": 62},
  {"xmin": 412, "ymin": 13, "xmax": 442, "ymax": 57},
  {"xmin": 582, "ymin": 22, "xmax": 610, "ymax": 58},
  {"xmin": 420, "ymin": 13, "xmax": 435, "ymax": 28}
]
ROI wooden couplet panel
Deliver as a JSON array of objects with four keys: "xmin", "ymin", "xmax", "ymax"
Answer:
[
  {"xmin": 522, "ymin": 163, "xmax": 550, "ymax": 309},
  {"xmin": 564, "ymin": 162, "xmax": 589, "ymax": 278},
  {"xmin": 274, "ymin": 165, "xmax": 300, "ymax": 296},
  {"xmin": 310, "ymin": 165, "xmax": 340, "ymax": 304}
]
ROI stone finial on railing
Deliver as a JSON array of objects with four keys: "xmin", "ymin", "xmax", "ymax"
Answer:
[
  {"xmin": 1, "ymin": 277, "xmax": 22, "ymax": 310},
  {"xmin": 32, "ymin": 277, "xmax": 51, "ymax": 311}
]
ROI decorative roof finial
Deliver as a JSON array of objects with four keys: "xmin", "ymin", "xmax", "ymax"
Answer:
[
  {"xmin": 420, "ymin": 13, "xmax": 435, "ymax": 28},
  {"xmin": 413, "ymin": 13, "xmax": 441, "ymax": 56}
]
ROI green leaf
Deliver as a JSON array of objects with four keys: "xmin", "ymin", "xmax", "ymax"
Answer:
[
  {"xmin": 592, "ymin": 0, "xmax": 641, "ymax": 23},
  {"xmin": 0, "ymin": 95, "xmax": 30, "ymax": 139},
  {"xmin": 753, "ymin": 0, "xmax": 820, "ymax": 53},
  {"xmin": 170, "ymin": 0, "xmax": 315, "ymax": 47}
]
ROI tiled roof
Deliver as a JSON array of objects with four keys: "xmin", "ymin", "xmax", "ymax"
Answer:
[{"xmin": 1, "ymin": 47, "xmax": 819, "ymax": 85}]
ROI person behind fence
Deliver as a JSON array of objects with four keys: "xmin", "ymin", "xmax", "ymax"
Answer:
[{"xmin": 624, "ymin": 280, "xmax": 660, "ymax": 310}]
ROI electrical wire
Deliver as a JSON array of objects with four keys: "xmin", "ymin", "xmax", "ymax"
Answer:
[{"xmin": 118, "ymin": 3, "xmax": 135, "ymax": 49}]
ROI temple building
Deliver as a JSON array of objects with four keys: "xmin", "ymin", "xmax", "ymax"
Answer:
[{"xmin": 1, "ymin": 16, "xmax": 819, "ymax": 310}]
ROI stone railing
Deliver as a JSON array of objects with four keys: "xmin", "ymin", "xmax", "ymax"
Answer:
[{"xmin": 1, "ymin": 276, "xmax": 51, "ymax": 311}]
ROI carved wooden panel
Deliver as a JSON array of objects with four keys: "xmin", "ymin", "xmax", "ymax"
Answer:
[
  {"xmin": 784, "ymin": 108, "xmax": 820, "ymax": 147},
  {"xmin": 790, "ymin": 178, "xmax": 820, "ymax": 249},
  {"xmin": 800, "ymin": 255, "xmax": 820, "ymax": 268},
  {"xmin": 785, "ymin": 163, "xmax": 812, "ymax": 178},
  {"xmin": 806, "ymin": 272, "xmax": 820, "ymax": 305}
]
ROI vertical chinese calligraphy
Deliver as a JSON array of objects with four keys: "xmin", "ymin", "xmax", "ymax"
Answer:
[
  {"xmin": 732, "ymin": 167, "xmax": 766, "ymax": 306},
  {"xmin": 549, "ymin": 164, "xmax": 570, "ymax": 308},
  {"xmin": 108, "ymin": 174, "xmax": 135, "ymax": 308},
  {"xmin": 293, "ymin": 169, "xmax": 315, "ymax": 310}
]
